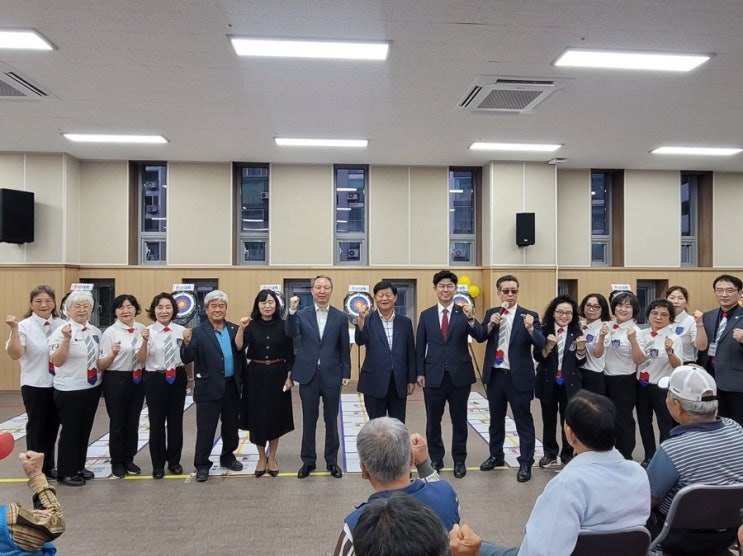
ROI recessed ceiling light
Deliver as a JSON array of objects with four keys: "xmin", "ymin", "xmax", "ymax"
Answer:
[
  {"xmin": 469, "ymin": 142, "xmax": 562, "ymax": 152},
  {"xmin": 230, "ymin": 37, "xmax": 389, "ymax": 60},
  {"xmin": 63, "ymin": 134, "xmax": 169, "ymax": 144},
  {"xmin": 651, "ymin": 146, "xmax": 742, "ymax": 156},
  {"xmin": 0, "ymin": 29, "xmax": 55, "ymax": 50},
  {"xmin": 554, "ymin": 49, "xmax": 710, "ymax": 72},
  {"xmin": 275, "ymin": 138, "xmax": 368, "ymax": 148}
]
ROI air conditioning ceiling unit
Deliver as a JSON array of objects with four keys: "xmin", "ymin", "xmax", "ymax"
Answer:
[{"xmin": 457, "ymin": 76, "xmax": 561, "ymax": 114}]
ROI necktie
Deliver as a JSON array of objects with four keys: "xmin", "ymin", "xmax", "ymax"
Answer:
[
  {"xmin": 495, "ymin": 309, "xmax": 510, "ymax": 366},
  {"xmin": 441, "ymin": 308, "xmax": 449, "ymax": 341},
  {"xmin": 651, "ymin": 331, "xmax": 658, "ymax": 338},
  {"xmin": 82, "ymin": 327, "xmax": 98, "ymax": 385},
  {"xmin": 715, "ymin": 312, "xmax": 728, "ymax": 342},
  {"xmin": 43, "ymin": 321, "xmax": 51, "ymax": 337},
  {"xmin": 555, "ymin": 328, "xmax": 565, "ymax": 385},
  {"xmin": 163, "ymin": 327, "xmax": 176, "ymax": 384},
  {"xmin": 129, "ymin": 327, "xmax": 142, "ymax": 383}
]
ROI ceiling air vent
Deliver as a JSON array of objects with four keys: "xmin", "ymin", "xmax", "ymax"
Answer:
[
  {"xmin": 457, "ymin": 76, "xmax": 558, "ymax": 114},
  {"xmin": 0, "ymin": 64, "xmax": 48, "ymax": 99}
]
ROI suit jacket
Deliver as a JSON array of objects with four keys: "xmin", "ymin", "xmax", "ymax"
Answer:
[
  {"xmin": 181, "ymin": 320, "xmax": 243, "ymax": 403},
  {"xmin": 475, "ymin": 305, "xmax": 545, "ymax": 393},
  {"xmin": 285, "ymin": 305, "xmax": 351, "ymax": 387},
  {"xmin": 415, "ymin": 304, "xmax": 478, "ymax": 389},
  {"xmin": 355, "ymin": 311, "xmax": 416, "ymax": 398},
  {"xmin": 533, "ymin": 325, "xmax": 586, "ymax": 401},
  {"xmin": 698, "ymin": 305, "xmax": 743, "ymax": 392}
]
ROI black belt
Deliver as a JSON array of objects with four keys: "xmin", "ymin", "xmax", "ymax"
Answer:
[{"xmin": 252, "ymin": 358, "xmax": 285, "ymax": 365}]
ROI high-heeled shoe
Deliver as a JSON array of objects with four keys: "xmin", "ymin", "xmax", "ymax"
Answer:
[
  {"xmin": 268, "ymin": 459, "xmax": 279, "ymax": 477},
  {"xmin": 255, "ymin": 463, "xmax": 267, "ymax": 478}
]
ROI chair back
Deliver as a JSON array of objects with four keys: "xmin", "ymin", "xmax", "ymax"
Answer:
[{"xmin": 570, "ymin": 525, "xmax": 651, "ymax": 556}]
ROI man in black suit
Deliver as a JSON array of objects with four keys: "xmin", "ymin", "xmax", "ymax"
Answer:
[
  {"xmin": 416, "ymin": 270, "xmax": 479, "ymax": 478},
  {"xmin": 355, "ymin": 280, "xmax": 416, "ymax": 422},
  {"xmin": 286, "ymin": 275, "xmax": 351, "ymax": 479},
  {"xmin": 181, "ymin": 290, "xmax": 245, "ymax": 482},
  {"xmin": 475, "ymin": 274, "xmax": 545, "ymax": 483}
]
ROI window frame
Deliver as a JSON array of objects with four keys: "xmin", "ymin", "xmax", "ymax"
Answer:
[
  {"xmin": 448, "ymin": 168, "xmax": 478, "ymax": 266},
  {"xmin": 334, "ymin": 165, "xmax": 368, "ymax": 266},
  {"xmin": 235, "ymin": 163, "xmax": 270, "ymax": 265}
]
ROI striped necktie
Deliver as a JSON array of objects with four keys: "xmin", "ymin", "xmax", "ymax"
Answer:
[
  {"xmin": 163, "ymin": 327, "xmax": 177, "ymax": 384},
  {"xmin": 555, "ymin": 328, "xmax": 565, "ymax": 385},
  {"xmin": 715, "ymin": 311, "xmax": 728, "ymax": 342},
  {"xmin": 82, "ymin": 326, "xmax": 98, "ymax": 385}
]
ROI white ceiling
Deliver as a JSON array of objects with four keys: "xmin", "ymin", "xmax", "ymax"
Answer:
[{"xmin": 2, "ymin": 0, "xmax": 743, "ymax": 171}]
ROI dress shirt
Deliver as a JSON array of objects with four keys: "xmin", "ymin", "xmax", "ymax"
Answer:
[
  {"xmin": 315, "ymin": 304, "xmax": 329, "ymax": 338},
  {"xmin": 580, "ymin": 319, "xmax": 606, "ymax": 373},
  {"xmin": 379, "ymin": 310, "xmax": 395, "ymax": 349},
  {"xmin": 100, "ymin": 320, "xmax": 146, "ymax": 371},
  {"xmin": 672, "ymin": 311, "xmax": 698, "ymax": 362},
  {"xmin": 497, "ymin": 303, "xmax": 518, "ymax": 371},
  {"xmin": 137, "ymin": 321, "xmax": 185, "ymax": 371},
  {"xmin": 603, "ymin": 320, "xmax": 638, "ymax": 376},
  {"xmin": 636, "ymin": 325, "xmax": 682, "ymax": 384},
  {"xmin": 214, "ymin": 325, "xmax": 234, "ymax": 377},
  {"xmin": 47, "ymin": 320, "xmax": 102, "ymax": 391},
  {"xmin": 6, "ymin": 314, "xmax": 64, "ymax": 387}
]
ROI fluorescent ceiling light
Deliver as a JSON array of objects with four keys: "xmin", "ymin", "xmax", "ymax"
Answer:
[
  {"xmin": 554, "ymin": 49, "xmax": 710, "ymax": 72},
  {"xmin": 63, "ymin": 133, "xmax": 169, "ymax": 144},
  {"xmin": 0, "ymin": 29, "xmax": 55, "ymax": 50},
  {"xmin": 275, "ymin": 138, "xmax": 368, "ymax": 148},
  {"xmin": 651, "ymin": 146, "xmax": 742, "ymax": 156},
  {"xmin": 231, "ymin": 37, "xmax": 389, "ymax": 60},
  {"xmin": 469, "ymin": 142, "xmax": 562, "ymax": 152}
]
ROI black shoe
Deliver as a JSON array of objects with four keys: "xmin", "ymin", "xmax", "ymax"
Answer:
[
  {"xmin": 538, "ymin": 455, "xmax": 558, "ymax": 468},
  {"xmin": 479, "ymin": 456, "xmax": 505, "ymax": 471},
  {"xmin": 268, "ymin": 467, "xmax": 279, "ymax": 477},
  {"xmin": 560, "ymin": 454, "xmax": 573, "ymax": 466},
  {"xmin": 297, "ymin": 464, "xmax": 316, "ymax": 479},
  {"xmin": 78, "ymin": 468, "xmax": 95, "ymax": 480},
  {"xmin": 152, "ymin": 468, "xmax": 165, "ymax": 480},
  {"xmin": 195, "ymin": 469, "xmax": 209, "ymax": 482},
  {"xmin": 453, "ymin": 462, "xmax": 467, "ymax": 478},
  {"xmin": 222, "ymin": 459, "xmax": 243, "ymax": 472},
  {"xmin": 58, "ymin": 475, "xmax": 86, "ymax": 487},
  {"xmin": 125, "ymin": 462, "xmax": 141, "ymax": 475},
  {"xmin": 111, "ymin": 464, "xmax": 126, "ymax": 478},
  {"xmin": 517, "ymin": 464, "xmax": 532, "ymax": 483},
  {"xmin": 327, "ymin": 464, "xmax": 343, "ymax": 478},
  {"xmin": 431, "ymin": 460, "xmax": 444, "ymax": 472},
  {"xmin": 168, "ymin": 464, "xmax": 183, "ymax": 475},
  {"xmin": 45, "ymin": 468, "xmax": 58, "ymax": 480}
]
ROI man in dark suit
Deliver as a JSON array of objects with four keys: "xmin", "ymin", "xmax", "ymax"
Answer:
[
  {"xmin": 698, "ymin": 274, "xmax": 743, "ymax": 425},
  {"xmin": 181, "ymin": 290, "xmax": 245, "ymax": 483},
  {"xmin": 475, "ymin": 274, "xmax": 545, "ymax": 483},
  {"xmin": 355, "ymin": 280, "xmax": 416, "ymax": 422},
  {"xmin": 286, "ymin": 275, "xmax": 351, "ymax": 479},
  {"xmin": 416, "ymin": 270, "xmax": 479, "ymax": 479}
]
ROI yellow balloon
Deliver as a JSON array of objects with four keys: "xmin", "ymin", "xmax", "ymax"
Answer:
[
  {"xmin": 468, "ymin": 284, "xmax": 480, "ymax": 298},
  {"xmin": 459, "ymin": 275, "xmax": 471, "ymax": 286}
]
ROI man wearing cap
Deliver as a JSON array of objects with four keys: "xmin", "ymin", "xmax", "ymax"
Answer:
[
  {"xmin": 646, "ymin": 365, "xmax": 743, "ymax": 554},
  {"xmin": 0, "ymin": 440, "xmax": 65, "ymax": 554}
]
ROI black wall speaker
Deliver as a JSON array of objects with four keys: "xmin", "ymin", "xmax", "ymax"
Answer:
[
  {"xmin": 0, "ymin": 188, "xmax": 35, "ymax": 244},
  {"xmin": 515, "ymin": 212, "xmax": 535, "ymax": 247}
]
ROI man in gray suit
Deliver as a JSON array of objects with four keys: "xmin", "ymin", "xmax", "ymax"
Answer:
[
  {"xmin": 698, "ymin": 274, "xmax": 743, "ymax": 425},
  {"xmin": 286, "ymin": 275, "xmax": 351, "ymax": 479}
]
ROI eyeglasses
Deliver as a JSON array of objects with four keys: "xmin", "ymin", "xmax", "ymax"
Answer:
[
  {"xmin": 436, "ymin": 283, "xmax": 456, "ymax": 290},
  {"xmin": 714, "ymin": 288, "xmax": 739, "ymax": 295},
  {"xmin": 500, "ymin": 289, "xmax": 519, "ymax": 294},
  {"xmin": 649, "ymin": 311, "xmax": 671, "ymax": 318},
  {"xmin": 554, "ymin": 310, "xmax": 573, "ymax": 316},
  {"xmin": 584, "ymin": 304, "xmax": 601, "ymax": 310}
]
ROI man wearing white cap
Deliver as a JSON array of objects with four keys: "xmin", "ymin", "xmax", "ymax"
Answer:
[{"xmin": 646, "ymin": 364, "xmax": 743, "ymax": 554}]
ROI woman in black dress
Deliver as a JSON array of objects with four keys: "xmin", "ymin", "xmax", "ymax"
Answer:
[{"xmin": 239, "ymin": 289, "xmax": 294, "ymax": 477}]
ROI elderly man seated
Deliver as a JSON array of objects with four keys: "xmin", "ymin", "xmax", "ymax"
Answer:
[
  {"xmin": 333, "ymin": 417, "xmax": 459, "ymax": 556},
  {"xmin": 647, "ymin": 365, "xmax": 743, "ymax": 555}
]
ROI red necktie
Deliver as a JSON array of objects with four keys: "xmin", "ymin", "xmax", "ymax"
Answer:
[
  {"xmin": 651, "ymin": 331, "xmax": 657, "ymax": 337},
  {"xmin": 441, "ymin": 309, "xmax": 449, "ymax": 341}
]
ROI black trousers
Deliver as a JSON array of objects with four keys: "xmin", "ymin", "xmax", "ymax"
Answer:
[
  {"xmin": 636, "ymin": 382, "xmax": 674, "ymax": 461},
  {"xmin": 298, "ymin": 373, "xmax": 341, "ymax": 467},
  {"xmin": 486, "ymin": 370, "xmax": 535, "ymax": 466},
  {"xmin": 364, "ymin": 373, "xmax": 407, "ymax": 422},
  {"xmin": 717, "ymin": 389, "xmax": 743, "ymax": 427},
  {"xmin": 103, "ymin": 371, "xmax": 145, "ymax": 466},
  {"xmin": 194, "ymin": 378, "xmax": 240, "ymax": 471},
  {"xmin": 54, "ymin": 385, "xmax": 101, "ymax": 478},
  {"xmin": 144, "ymin": 368, "xmax": 186, "ymax": 471},
  {"xmin": 21, "ymin": 385, "xmax": 59, "ymax": 474},
  {"xmin": 540, "ymin": 383, "xmax": 573, "ymax": 460},
  {"xmin": 580, "ymin": 368, "xmax": 606, "ymax": 395},
  {"xmin": 605, "ymin": 374, "xmax": 637, "ymax": 459},
  {"xmin": 423, "ymin": 371, "xmax": 471, "ymax": 465}
]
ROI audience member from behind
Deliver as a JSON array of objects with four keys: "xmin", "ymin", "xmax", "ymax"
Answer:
[
  {"xmin": 0, "ymin": 435, "xmax": 65, "ymax": 554},
  {"xmin": 646, "ymin": 365, "xmax": 743, "ymax": 555},
  {"xmin": 477, "ymin": 390, "xmax": 650, "ymax": 556},
  {"xmin": 353, "ymin": 493, "xmax": 449, "ymax": 556},
  {"xmin": 333, "ymin": 416, "xmax": 458, "ymax": 556}
]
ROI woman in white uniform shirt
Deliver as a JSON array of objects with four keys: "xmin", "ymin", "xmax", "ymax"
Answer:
[
  {"xmin": 665, "ymin": 285, "xmax": 708, "ymax": 364},
  {"xmin": 594, "ymin": 292, "xmax": 644, "ymax": 460},
  {"xmin": 98, "ymin": 294, "xmax": 146, "ymax": 478},
  {"xmin": 578, "ymin": 293, "xmax": 611, "ymax": 395},
  {"xmin": 48, "ymin": 290, "xmax": 102, "ymax": 487},
  {"xmin": 136, "ymin": 292, "xmax": 189, "ymax": 479},
  {"xmin": 5, "ymin": 285, "xmax": 65, "ymax": 478}
]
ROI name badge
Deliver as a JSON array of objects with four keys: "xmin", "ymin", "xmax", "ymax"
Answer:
[
  {"xmin": 611, "ymin": 339, "xmax": 620, "ymax": 348},
  {"xmin": 675, "ymin": 326, "xmax": 684, "ymax": 335},
  {"xmin": 586, "ymin": 334, "xmax": 594, "ymax": 343},
  {"xmin": 708, "ymin": 342, "xmax": 718, "ymax": 357}
]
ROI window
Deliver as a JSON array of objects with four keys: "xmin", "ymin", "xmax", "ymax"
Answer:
[
  {"xmin": 449, "ymin": 169, "xmax": 476, "ymax": 265},
  {"xmin": 236, "ymin": 164, "xmax": 269, "ymax": 264},
  {"xmin": 636, "ymin": 279, "xmax": 668, "ymax": 326},
  {"xmin": 591, "ymin": 172, "xmax": 611, "ymax": 266},
  {"xmin": 80, "ymin": 279, "xmax": 115, "ymax": 330},
  {"xmin": 335, "ymin": 166, "xmax": 367, "ymax": 265},
  {"xmin": 680, "ymin": 173, "xmax": 698, "ymax": 267},
  {"xmin": 137, "ymin": 163, "xmax": 167, "ymax": 265},
  {"xmin": 182, "ymin": 279, "xmax": 218, "ymax": 324},
  {"xmin": 557, "ymin": 279, "xmax": 578, "ymax": 300},
  {"xmin": 284, "ymin": 279, "xmax": 313, "ymax": 311},
  {"xmin": 383, "ymin": 279, "xmax": 416, "ymax": 321}
]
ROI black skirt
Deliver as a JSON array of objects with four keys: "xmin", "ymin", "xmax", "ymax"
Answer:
[{"xmin": 239, "ymin": 360, "xmax": 294, "ymax": 445}]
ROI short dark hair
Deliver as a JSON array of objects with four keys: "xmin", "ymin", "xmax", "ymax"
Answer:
[
  {"xmin": 610, "ymin": 292, "xmax": 640, "ymax": 318},
  {"xmin": 146, "ymin": 292, "xmax": 177, "ymax": 321},
  {"xmin": 432, "ymin": 270, "xmax": 457, "ymax": 286},
  {"xmin": 112, "ymin": 294, "xmax": 141, "ymax": 318},
  {"xmin": 713, "ymin": 274, "xmax": 742, "ymax": 291},
  {"xmin": 665, "ymin": 285, "xmax": 689, "ymax": 301},
  {"xmin": 353, "ymin": 493, "xmax": 449, "ymax": 556},
  {"xmin": 496, "ymin": 274, "xmax": 519, "ymax": 290},
  {"xmin": 645, "ymin": 298, "xmax": 674, "ymax": 323},
  {"xmin": 608, "ymin": 289, "xmax": 633, "ymax": 305},
  {"xmin": 542, "ymin": 294, "xmax": 580, "ymax": 332},
  {"xmin": 373, "ymin": 280, "xmax": 397, "ymax": 296},
  {"xmin": 250, "ymin": 289, "xmax": 281, "ymax": 321},
  {"xmin": 579, "ymin": 293, "xmax": 611, "ymax": 322},
  {"xmin": 565, "ymin": 390, "xmax": 618, "ymax": 451}
]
